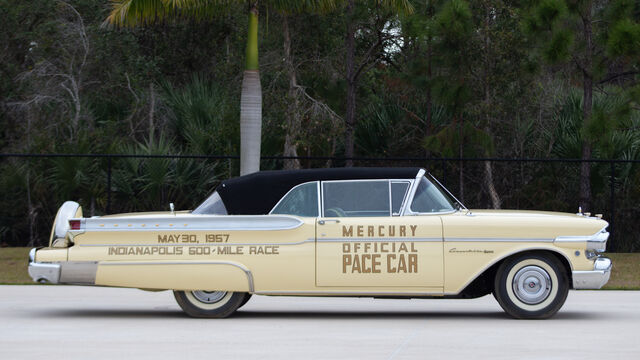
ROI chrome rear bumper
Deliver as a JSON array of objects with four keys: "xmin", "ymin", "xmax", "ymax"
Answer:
[
  {"xmin": 572, "ymin": 257, "xmax": 612, "ymax": 289},
  {"xmin": 28, "ymin": 248, "xmax": 61, "ymax": 283},
  {"xmin": 28, "ymin": 248, "xmax": 97, "ymax": 285}
]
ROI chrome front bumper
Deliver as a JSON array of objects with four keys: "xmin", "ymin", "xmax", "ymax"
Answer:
[
  {"xmin": 572, "ymin": 257, "xmax": 612, "ymax": 289},
  {"xmin": 28, "ymin": 248, "xmax": 61, "ymax": 283}
]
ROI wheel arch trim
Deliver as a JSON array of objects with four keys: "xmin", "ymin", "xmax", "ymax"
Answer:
[{"xmin": 445, "ymin": 247, "xmax": 573, "ymax": 296}]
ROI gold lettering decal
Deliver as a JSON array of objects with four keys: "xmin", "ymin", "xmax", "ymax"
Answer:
[
  {"xmin": 343, "ymin": 255, "xmax": 351, "ymax": 273},
  {"xmin": 249, "ymin": 245, "xmax": 280, "ymax": 255},
  {"xmin": 372, "ymin": 254, "xmax": 381, "ymax": 273},
  {"xmin": 340, "ymin": 242, "xmax": 419, "ymax": 274},
  {"xmin": 409, "ymin": 254, "xmax": 418, "ymax": 272},
  {"xmin": 387, "ymin": 254, "xmax": 397, "ymax": 272},
  {"xmin": 342, "ymin": 226, "xmax": 353, "ymax": 237},
  {"xmin": 108, "ymin": 246, "xmax": 183, "ymax": 256}
]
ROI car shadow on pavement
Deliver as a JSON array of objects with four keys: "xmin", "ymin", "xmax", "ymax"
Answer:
[
  {"xmin": 235, "ymin": 310, "xmax": 603, "ymax": 320},
  {"xmin": 235, "ymin": 310, "xmax": 508, "ymax": 320},
  {"xmin": 34, "ymin": 309, "xmax": 186, "ymax": 319},
  {"xmin": 31, "ymin": 309, "xmax": 603, "ymax": 320}
]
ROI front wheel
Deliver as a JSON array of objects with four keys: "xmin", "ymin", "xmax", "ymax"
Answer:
[
  {"xmin": 173, "ymin": 290, "xmax": 249, "ymax": 318},
  {"xmin": 493, "ymin": 253, "xmax": 569, "ymax": 319}
]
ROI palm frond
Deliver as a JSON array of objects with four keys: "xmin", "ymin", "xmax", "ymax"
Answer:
[
  {"xmin": 269, "ymin": 0, "xmax": 342, "ymax": 14},
  {"xmin": 379, "ymin": 0, "xmax": 414, "ymax": 15},
  {"xmin": 103, "ymin": 0, "xmax": 243, "ymax": 28}
]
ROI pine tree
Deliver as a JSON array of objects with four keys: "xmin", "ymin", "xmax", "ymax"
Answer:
[{"xmin": 521, "ymin": 0, "xmax": 640, "ymax": 212}]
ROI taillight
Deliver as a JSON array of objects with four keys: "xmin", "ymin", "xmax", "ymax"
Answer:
[{"xmin": 69, "ymin": 220, "xmax": 82, "ymax": 230}]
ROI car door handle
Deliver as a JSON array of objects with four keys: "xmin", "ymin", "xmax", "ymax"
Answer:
[{"xmin": 318, "ymin": 219, "xmax": 340, "ymax": 225}]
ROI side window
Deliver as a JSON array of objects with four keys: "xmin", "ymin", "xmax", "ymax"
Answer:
[
  {"xmin": 323, "ymin": 180, "xmax": 390, "ymax": 217},
  {"xmin": 391, "ymin": 181, "xmax": 410, "ymax": 215},
  {"xmin": 410, "ymin": 177, "xmax": 455, "ymax": 213},
  {"xmin": 271, "ymin": 182, "xmax": 319, "ymax": 217}
]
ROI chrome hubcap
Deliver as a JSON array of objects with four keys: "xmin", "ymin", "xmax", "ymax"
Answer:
[
  {"xmin": 191, "ymin": 291, "xmax": 227, "ymax": 304},
  {"xmin": 512, "ymin": 266, "xmax": 551, "ymax": 304}
]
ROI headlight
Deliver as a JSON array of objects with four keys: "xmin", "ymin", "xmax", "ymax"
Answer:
[{"xmin": 585, "ymin": 249, "xmax": 598, "ymax": 259}]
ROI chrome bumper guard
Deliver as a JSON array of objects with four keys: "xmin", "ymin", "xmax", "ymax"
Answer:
[
  {"xmin": 572, "ymin": 257, "xmax": 612, "ymax": 289},
  {"xmin": 28, "ymin": 248, "xmax": 61, "ymax": 284}
]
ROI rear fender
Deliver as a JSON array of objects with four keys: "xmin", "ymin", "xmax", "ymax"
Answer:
[{"xmin": 95, "ymin": 260, "xmax": 254, "ymax": 292}]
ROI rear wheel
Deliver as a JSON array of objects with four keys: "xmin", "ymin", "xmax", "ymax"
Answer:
[
  {"xmin": 493, "ymin": 253, "xmax": 569, "ymax": 319},
  {"xmin": 238, "ymin": 293, "xmax": 252, "ymax": 309},
  {"xmin": 173, "ymin": 290, "xmax": 248, "ymax": 318}
]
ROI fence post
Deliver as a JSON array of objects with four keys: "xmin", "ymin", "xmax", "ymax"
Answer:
[
  {"xmin": 107, "ymin": 156, "xmax": 112, "ymax": 214},
  {"xmin": 609, "ymin": 160, "xmax": 615, "ymax": 252}
]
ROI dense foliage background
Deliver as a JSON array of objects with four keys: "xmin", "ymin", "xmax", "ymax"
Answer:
[{"xmin": 0, "ymin": 0, "xmax": 639, "ymax": 250}]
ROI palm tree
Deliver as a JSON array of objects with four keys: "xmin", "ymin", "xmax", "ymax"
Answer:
[{"xmin": 105, "ymin": 0, "xmax": 337, "ymax": 175}]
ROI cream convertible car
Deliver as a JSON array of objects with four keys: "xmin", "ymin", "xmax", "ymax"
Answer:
[{"xmin": 29, "ymin": 167, "xmax": 611, "ymax": 319}]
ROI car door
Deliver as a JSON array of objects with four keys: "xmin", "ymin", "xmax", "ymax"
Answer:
[{"xmin": 315, "ymin": 179, "xmax": 443, "ymax": 289}]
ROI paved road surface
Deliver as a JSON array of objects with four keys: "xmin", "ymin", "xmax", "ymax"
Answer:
[{"xmin": 1, "ymin": 286, "xmax": 639, "ymax": 359}]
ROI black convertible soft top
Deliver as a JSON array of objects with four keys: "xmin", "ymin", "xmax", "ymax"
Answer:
[{"xmin": 217, "ymin": 167, "xmax": 421, "ymax": 215}]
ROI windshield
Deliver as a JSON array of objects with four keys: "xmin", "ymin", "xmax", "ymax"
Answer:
[
  {"xmin": 409, "ymin": 176, "xmax": 458, "ymax": 213},
  {"xmin": 192, "ymin": 191, "xmax": 228, "ymax": 215}
]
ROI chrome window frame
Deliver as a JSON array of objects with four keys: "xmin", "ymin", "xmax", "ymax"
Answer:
[
  {"xmin": 268, "ymin": 172, "xmax": 424, "ymax": 218},
  {"xmin": 402, "ymin": 170, "xmax": 458, "ymax": 216},
  {"xmin": 390, "ymin": 180, "xmax": 412, "ymax": 216},
  {"xmin": 320, "ymin": 178, "xmax": 416, "ymax": 218},
  {"xmin": 269, "ymin": 181, "xmax": 321, "ymax": 217}
]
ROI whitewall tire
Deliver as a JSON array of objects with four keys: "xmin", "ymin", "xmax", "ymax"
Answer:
[
  {"xmin": 493, "ymin": 253, "xmax": 569, "ymax": 319},
  {"xmin": 173, "ymin": 290, "xmax": 249, "ymax": 318}
]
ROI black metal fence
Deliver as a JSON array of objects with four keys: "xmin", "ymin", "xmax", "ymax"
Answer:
[{"xmin": 1, "ymin": 153, "xmax": 638, "ymax": 252}]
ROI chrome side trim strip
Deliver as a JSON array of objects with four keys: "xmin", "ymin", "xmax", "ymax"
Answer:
[
  {"xmin": 100, "ymin": 260, "xmax": 255, "ymax": 292},
  {"xmin": 445, "ymin": 237, "xmax": 553, "ymax": 242},
  {"xmin": 555, "ymin": 226, "xmax": 609, "ymax": 251},
  {"xmin": 254, "ymin": 290, "xmax": 443, "ymax": 296},
  {"xmin": 78, "ymin": 239, "xmax": 316, "ymax": 247},
  {"xmin": 82, "ymin": 215, "xmax": 305, "ymax": 232},
  {"xmin": 317, "ymin": 237, "xmax": 442, "ymax": 243}
]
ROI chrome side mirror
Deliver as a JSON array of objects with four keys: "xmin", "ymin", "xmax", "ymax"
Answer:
[{"xmin": 170, "ymin": 202, "xmax": 175, "ymax": 215}]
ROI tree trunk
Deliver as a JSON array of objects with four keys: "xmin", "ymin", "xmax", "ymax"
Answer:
[
  {"xmin": 484, "ymin": 161, "xmax": 501, "ymax": 209},
  {"xmin": 458, "ymin": 116, "xmax": 464, "ymax": 203},
  {"xmin": 482, "ymin": 6, "xmax": 500, "ymax": 209},
  {"xmin": 27, "ymin": 169, "xmax": 36, "ymax": 247},
  {"xmin": 148, "ymin": 82, "xmax": 155, "ymax": 138},
  {"xmin": 580, "ymin": 1, "xmax": 593, "ymax": 211},
  {"xmin": 282, "ymin": 15, "xmax": 301, "ymax": 170},
  {"xmin": 240, "ymin": 5, "xmax": 262, "ymax": 175},
  {"xmin": 426, "ymin": 35, "xmax": 432, "ymax": 135},
  {"xmin": 344, "ymin": 0, "xmax": 356, "ymax": 167}
]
